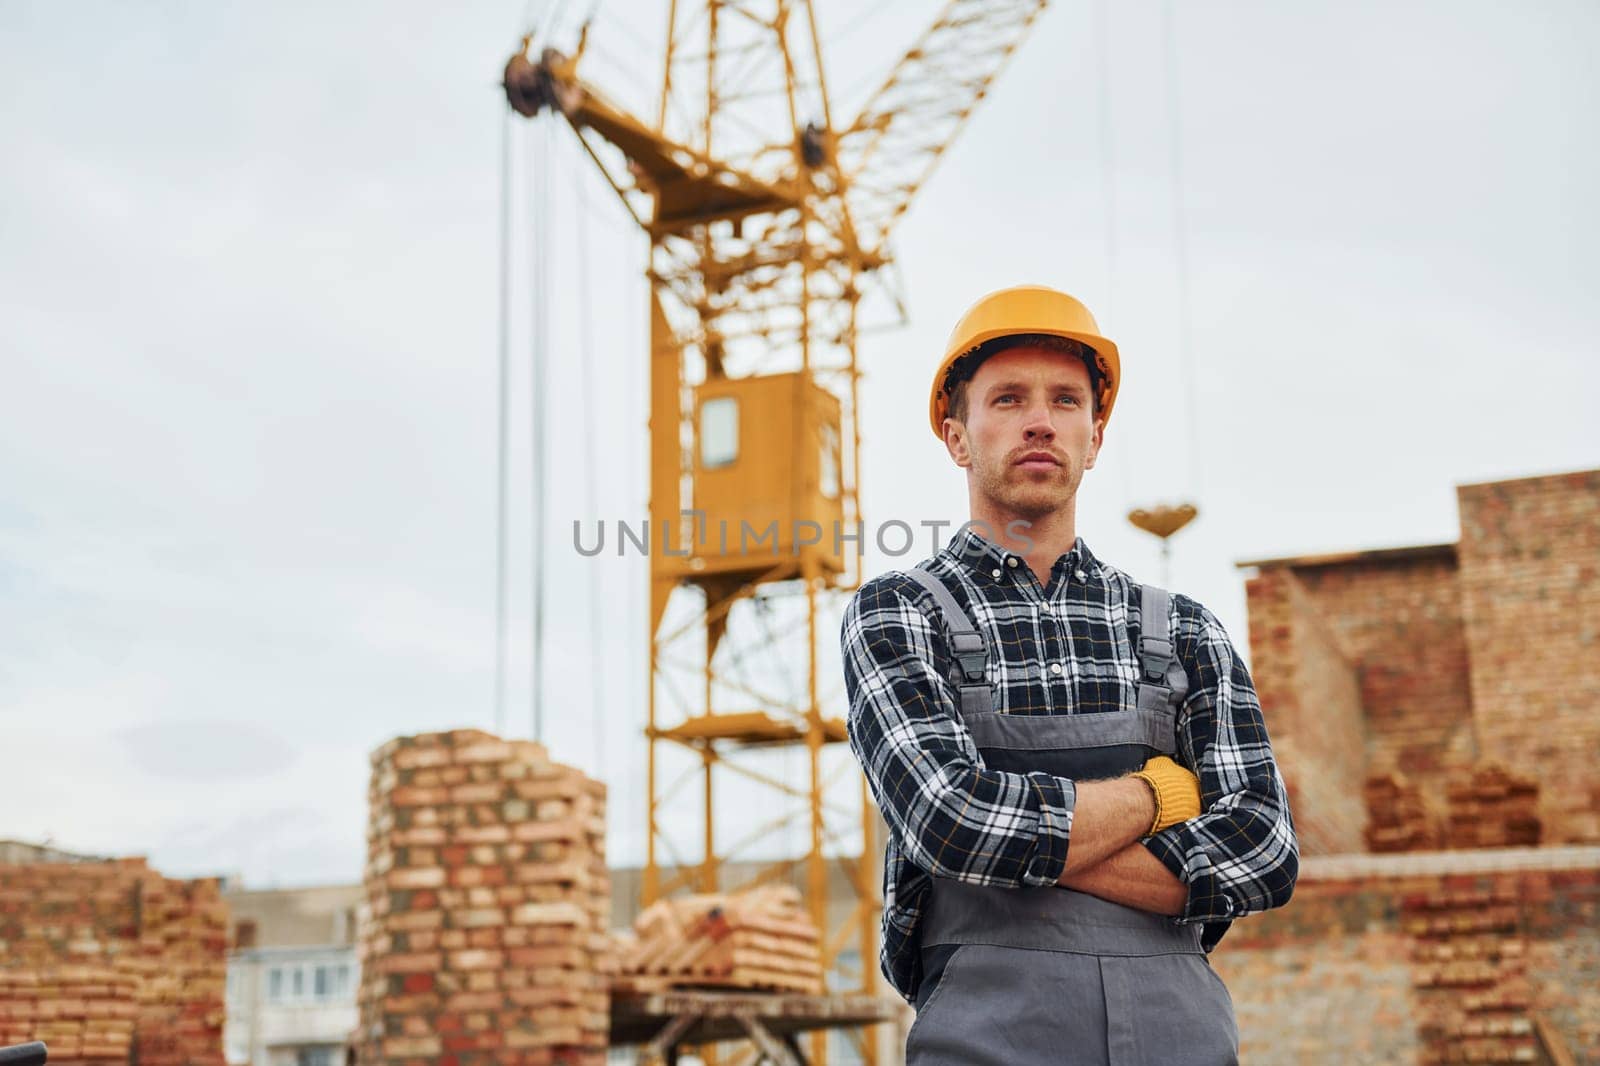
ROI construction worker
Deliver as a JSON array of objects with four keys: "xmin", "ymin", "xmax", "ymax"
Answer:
[{"xmin": 842, "ymin": 285, "xmax": 1299, "ymax": 1064}]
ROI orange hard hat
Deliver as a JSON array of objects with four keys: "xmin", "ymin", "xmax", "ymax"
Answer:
[{"xmin": 928, "ymin": 285, "xmax": 1121, "ymax": 438}]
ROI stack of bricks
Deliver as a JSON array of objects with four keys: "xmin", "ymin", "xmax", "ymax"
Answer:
[
  {"xmin": 1443, "ymin": 763, "xmax": 1542, "ymax": 850},
  {"xmin": 1364, "ymin": 770, "xmax": 1442, "ymax": 853},
  {"xmin": 1362, "ymin": 762, "xmax": 1541, "ymax": 855},
  {"xmin": 0, "ymin": 858, "xmax": 227, "ymax": 1065},
  {"xmin": 0, "ymin": 968, "xmax": 137, "ymax": 1064},
  {"xmin": 1210, "ymin": 851, "xmax": 1600, "ymax": 1062},
  {"xmin": 1401, "ymin": 887, "xmax": 1537, "ymax": 1063},
  {"xmin": 359, "ymin": 729, "xmax": 610, "ymax": 1066},
  {"xmin": 126, "ymin": 875, "xmax": 231, "ymax": 1065}
]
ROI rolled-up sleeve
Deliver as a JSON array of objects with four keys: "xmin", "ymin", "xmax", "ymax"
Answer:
[
  {"xmin": 843, "ymin": 575, "xmax": 1077, "ymax": 887},
  {"xmin": 1142, "ymin": 602, "xmax": 1300, "ymax": 924}
]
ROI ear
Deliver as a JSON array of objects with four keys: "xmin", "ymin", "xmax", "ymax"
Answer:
[
  {"xmin": 1084, "ymin": 419, "xmax": 1105, "ymax": 470},
  {"xmin": 943, "ymin": 418, "xmax": 972, "ymax": 469}
]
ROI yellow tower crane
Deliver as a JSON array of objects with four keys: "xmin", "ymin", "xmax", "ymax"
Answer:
[{"xmin": 504, "ymin": 3, "xmax": 1048, "ymax": 1059}]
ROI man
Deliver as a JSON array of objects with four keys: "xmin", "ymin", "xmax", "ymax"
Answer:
[{"xmin": 842, "ymin": 285, "xmax": 1298, "ymax": 1064}]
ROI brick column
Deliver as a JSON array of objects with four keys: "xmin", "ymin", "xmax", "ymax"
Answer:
[
  {"xmin": 1457, "ymin": 471, "xmax": 1600, "ymax": 844},
  {"xmin": 358, "ymin": 729, "xmax": 609, "ymax": 1065}
]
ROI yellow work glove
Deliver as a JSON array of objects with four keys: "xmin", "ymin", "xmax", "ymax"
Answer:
[{"xmin": 1130, "ymin": 755, "xmax": 1202, "ymax": 835}]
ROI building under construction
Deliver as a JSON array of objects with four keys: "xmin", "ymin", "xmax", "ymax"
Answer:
[
  {"xmin": 1, "ymin": 0, "xmax": 1597, "ymax": 1062},
  {"xmin": 5, "ymin": 467, "xmax": 1596, "ymax": 1064}
]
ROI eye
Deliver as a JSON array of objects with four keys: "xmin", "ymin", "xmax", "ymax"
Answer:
[{"xmin": 1056, "ymin": 394, "xmax": 1080, "ymax": 406}]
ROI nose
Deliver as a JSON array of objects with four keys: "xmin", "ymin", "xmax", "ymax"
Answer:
[{"xmin": 1022, "ymin": 398, "xmax": 1055, "ymax": 442}]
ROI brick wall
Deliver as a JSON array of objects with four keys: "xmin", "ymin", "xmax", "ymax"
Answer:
[
  {"xmin": 1457, "ymin": 470, "xmax": 1600, "ymax": 844},
  {"xmin": 1242, "ymin": 468, "xmax": 1600, "ymax": 851},
  {"xmin": 1244, "ymin": 566, "xmax": 1368, "ymax": 853},
  {"xmin": 1227, "ymin": 469, "xmax": 1600, "ymax": 1060},
  {"xmin": 1288, "ymin": 549, "xmax": 1477, "ymax": 781},
  {"xmin": 1214, "ymin": 847, "xmax": 1600, "ymax": 1064},
  {"xmin": 0, "ymin": 857, "xmax": 228, "ymax": 1065}
]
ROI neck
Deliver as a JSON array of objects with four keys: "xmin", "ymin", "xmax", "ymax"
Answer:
[{"xmin": 969, "ymin": 495, "xmax": 1079, "ymax": 588}]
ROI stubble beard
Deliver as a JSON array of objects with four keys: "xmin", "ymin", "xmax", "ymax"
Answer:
[{"xmin": 974, "ymin": 450, "xmax": 1085, "ymax": 523}]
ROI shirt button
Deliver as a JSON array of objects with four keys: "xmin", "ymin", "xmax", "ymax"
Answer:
[
  {"xmin": 1050, "ymin": 663, "xmax": 1063, "ymax": 676},
  {"xmin": 1006, "ymin": 557, "xmax": 1019, "ymax": 568},
  {"xmin": 991, "ymin": 568, "xmax": 1001, "ymax": 579},
  {"xmin": 1074, "ymin": 569, "xmax": 1087, "ymax": 581}
]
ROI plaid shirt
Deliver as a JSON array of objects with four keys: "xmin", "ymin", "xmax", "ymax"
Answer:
[{"xmin": 842, "ymin": 529, "xmax": 1299, "ymax": 1002}]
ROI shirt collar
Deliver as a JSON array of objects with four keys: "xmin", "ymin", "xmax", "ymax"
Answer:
[{"xmin": 941, "ymin": 526, "xmax": 1099, "ymax": 582}]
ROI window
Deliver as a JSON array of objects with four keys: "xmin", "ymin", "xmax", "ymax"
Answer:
[
  {"xmin": 819, "ymin": 422, "xmax": 840, "ymax": 500},
  {"xmin": 334, "ymin": 963, "xmax": 354, "ymax": 998},
  {"xmin": 296, "ymin": 1047, "xmax": 339, "ymax": 1066},
  {"xmin": 234, "ymin": 918, "xmax": 258, "ymax": 949},
  {"xmin": 700, "ymin": 397, "xmax": 739, "ymax": 469},
  {"xmin": 263, "ymin": 959, "xmax": 357, "ymax": 1005}
]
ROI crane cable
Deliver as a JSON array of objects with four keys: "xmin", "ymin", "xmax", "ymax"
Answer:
[
  {"xmin": 529, "ymin": 118, "xmax": 553, "ymax": 744},
  {"xmin": 574, "ymin": 142, "xmax": 607, "ymax": 779},
  {"xmin": 542, "ymin": 0, "xmax": 575, "ymax": 47},
  {"xmin": 522, "ymin": 0, "xmax": 553, "ymax": 40},
  {"xmin": 494, "ymin": 104, "xmax": 513, "ymax": 738},
  {"xmin": 1161, "ymin": 0, "xmax": 1202, "ymax": 497},
  {"xmin": 1093, "ymin": 0, "xmax": 1133, "ymax": 508}
]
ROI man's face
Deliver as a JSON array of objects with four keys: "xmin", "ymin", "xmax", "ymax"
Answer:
[{"xmin": 943, "ymin": 345, "xmax": 1104, "ymax": 523}]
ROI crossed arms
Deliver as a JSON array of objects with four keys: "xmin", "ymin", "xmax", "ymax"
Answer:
[
  {"xmin": 1057, "ymin": 776, "xmax": 1192, "ymax": 915},
  {"xmin": 842, "ymin": 575, "xmax": 1299, "ymax": 926}
]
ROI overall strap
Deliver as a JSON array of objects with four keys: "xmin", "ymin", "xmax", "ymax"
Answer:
[
  {"xmin": 903, "ymin": 567, "xmax": 995, "ymax": 718},
  {"xmin": 1135, "ymin": 583, "xmax": 1187, "ymax": 729},
  {"xmin": 1139, "ymin": 584, "xmax": 1174, "ymax": 682}
]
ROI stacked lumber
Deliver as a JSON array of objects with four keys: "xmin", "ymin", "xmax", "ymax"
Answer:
[
  {"xmin": 0, "ymin": 858, "xmax": 227, "ymax": 1065},
  {"xmin": 613, "ymin": 886, "xmax": 824, "ymax": 995},
  {"xmin": 0, "ymin": 966, "xmax": 137, "ymax": 1064},
  {"xmin": 358, "ymin": 729, "xmax": 610, "ymax": 1066},
  {"xmin": 1443, "ymin": 762, "xmax": 1542, "ymax": 850},
  {"xmin": 1363, "ymin": 771, "xmax": 1441, "ymax": 853}
]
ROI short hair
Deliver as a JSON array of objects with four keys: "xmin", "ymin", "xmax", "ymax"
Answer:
[{"xmin": 942, "ymin": 334, "xmax": 1106, "ymax": 425}]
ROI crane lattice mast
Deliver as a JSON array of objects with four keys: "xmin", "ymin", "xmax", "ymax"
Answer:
[{"xmin": 503, "ymin": 3, "xmax": 1049, "ymax": 1059}]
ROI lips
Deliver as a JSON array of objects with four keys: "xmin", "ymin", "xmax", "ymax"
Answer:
[{"xmin": 1014, "ymin": 452, "xmax": 1062, "ymax": 469}]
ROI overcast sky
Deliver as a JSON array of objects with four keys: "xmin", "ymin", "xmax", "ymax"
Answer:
[{"xmin": 3, "ymin": 0, "xmax": 1597, "ymax": 888}]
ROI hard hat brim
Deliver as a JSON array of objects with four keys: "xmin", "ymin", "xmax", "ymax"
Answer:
[{"xmin": 928, "ymin": 327, "xmax": 1121, "ymax": 438}]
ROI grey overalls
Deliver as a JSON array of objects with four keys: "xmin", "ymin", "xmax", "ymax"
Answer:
[{"xmin": 901, "ymin": 566, "xmax": 1239, "ymax": 1066}]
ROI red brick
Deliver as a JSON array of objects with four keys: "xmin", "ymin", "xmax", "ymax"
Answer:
[{"xmin": 359, "ymin": 729, "xmax": 610, "ymax": 1065}]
